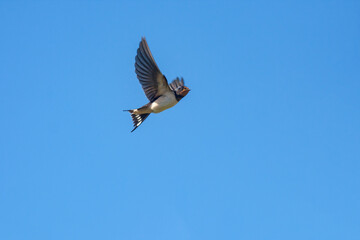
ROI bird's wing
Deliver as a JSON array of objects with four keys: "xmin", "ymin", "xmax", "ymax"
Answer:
[
  {"xmin": 135, "ymin": 37, "xmax": 171, "ymax": 102},
  {"xmin": 169, "ymin": 77, "xmax": 185, "ymax": 91}
]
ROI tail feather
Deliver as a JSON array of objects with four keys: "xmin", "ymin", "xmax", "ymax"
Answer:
[{"xmin": 124, "ymin": 110, "xmax": 150, "ymax": 132}]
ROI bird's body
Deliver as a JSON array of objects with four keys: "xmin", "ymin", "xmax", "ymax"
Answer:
[
  {"xmin": 133, "ymin": 91, "xmax": 178, "ymax": 115},
  {"xmin": 125, "ymin": 38, "xmax": 190, "ymax": 132},
  {"xmin": 150, "ymin": 92, "xmax": 177, "ymax": 113}
]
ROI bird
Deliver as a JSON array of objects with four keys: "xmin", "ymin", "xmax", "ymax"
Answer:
[{"xmin": 124, "ymin": 37, "xmax": 191, "ymax": 132}]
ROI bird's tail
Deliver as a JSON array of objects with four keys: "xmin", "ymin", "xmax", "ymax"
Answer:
[{"xmin": 123, "ymin": 109, "xmax": 150, "ymax": 132}]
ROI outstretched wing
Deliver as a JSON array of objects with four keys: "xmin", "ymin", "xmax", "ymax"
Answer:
[
  {"xmin": 169, "ymin": 77, "xmax": 185, "ymax": 91},
  {"xmin": 135, "ymin": 37, "xmax": 171, "ymax": 102}
]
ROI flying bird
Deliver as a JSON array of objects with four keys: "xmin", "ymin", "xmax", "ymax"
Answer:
[{"xmin": 124, "ymin": 37, "xmax": 190, "ymax": 132}]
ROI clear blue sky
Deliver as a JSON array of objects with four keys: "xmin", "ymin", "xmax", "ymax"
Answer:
[{"xmin": 1, "ymin": 1, "xmax": 359, "ymax": 239}]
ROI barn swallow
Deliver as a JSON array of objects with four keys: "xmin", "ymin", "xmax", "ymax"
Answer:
[{"xmin": 124, "ymin": 37, "xmax": 190, "ymax": 132}]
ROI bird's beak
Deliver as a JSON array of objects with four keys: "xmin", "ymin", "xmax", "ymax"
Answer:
[{"xmin": 180, "ymin": 88, "xmax": 190, "ymax": 97}]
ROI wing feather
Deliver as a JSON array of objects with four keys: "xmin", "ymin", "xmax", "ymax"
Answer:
[
  {"xmin": 169, "ymin": 77, "xmax": 185, "ymax": 91},
  {"xmin": 134, "ymin": 37, "xmax": 170, "ymax": 102}
]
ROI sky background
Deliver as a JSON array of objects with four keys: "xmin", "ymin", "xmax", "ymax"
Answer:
[{"xmin": 1, "ymin": 1, "xmax": 360, "ymax": 239}]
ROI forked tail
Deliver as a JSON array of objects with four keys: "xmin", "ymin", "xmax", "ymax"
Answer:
[{"xmin": 124, "ymin": 110, "xmax": 150, "ymax": 132}]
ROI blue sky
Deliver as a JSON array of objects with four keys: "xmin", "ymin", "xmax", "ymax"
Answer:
[{"xmin": 1, "ymin": 1, "xmax": 359, "ymax": 239}]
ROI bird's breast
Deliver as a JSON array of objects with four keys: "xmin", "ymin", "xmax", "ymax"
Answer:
[{"xmin": 150, "ymin": 93, "xmax": 178, "ymax": 113}]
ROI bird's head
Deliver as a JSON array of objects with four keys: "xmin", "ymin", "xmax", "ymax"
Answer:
[{"xmin": 178, "ymin": 86, "xmax": 191, "ymax": 97}]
